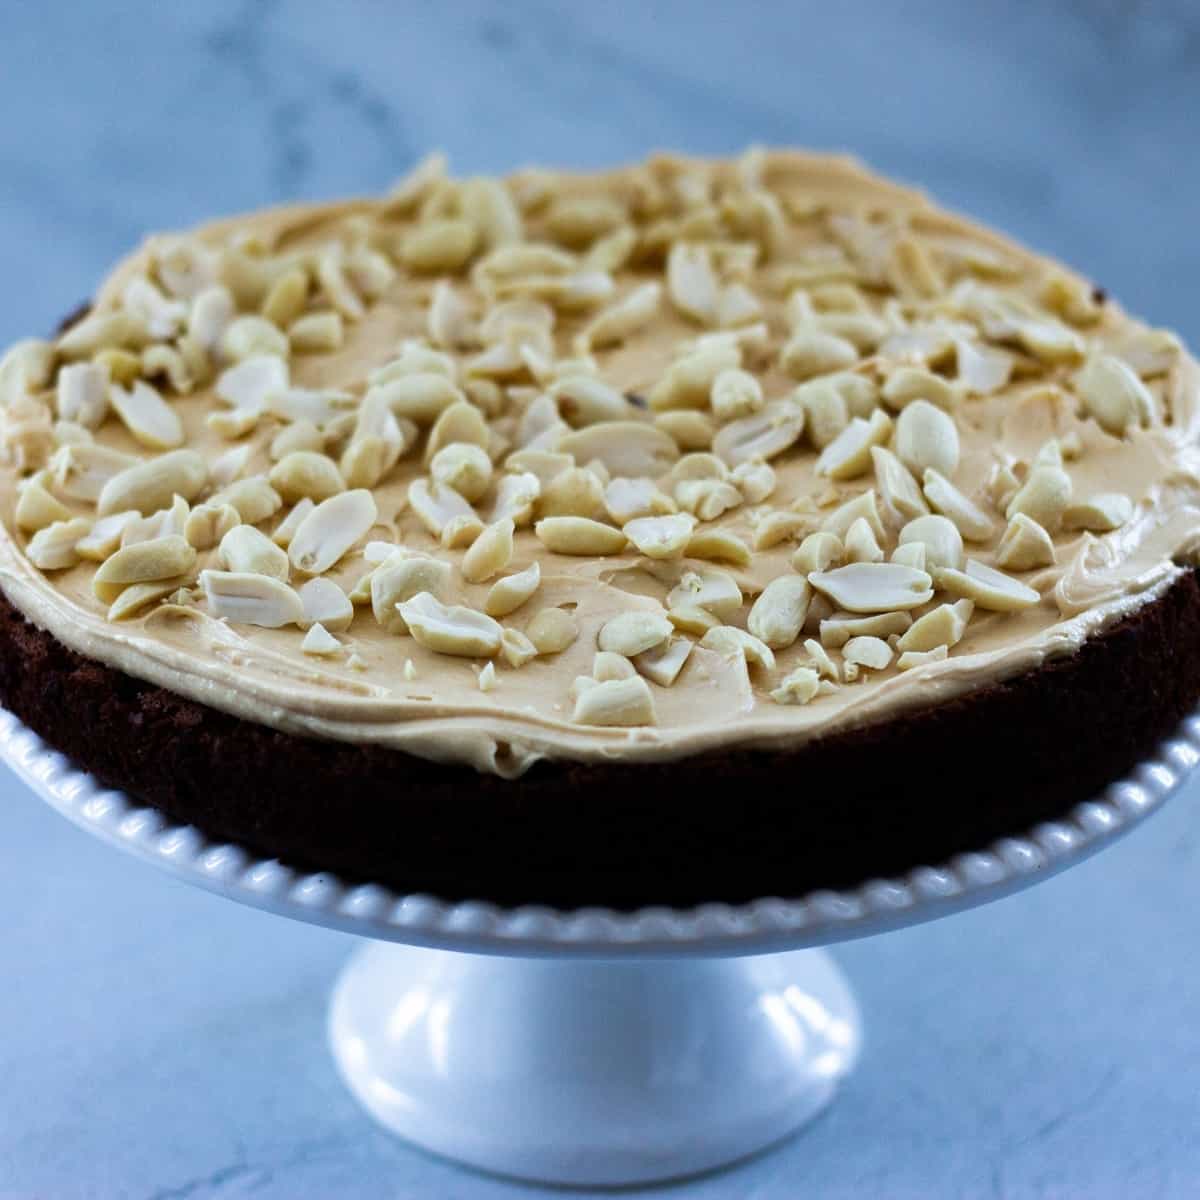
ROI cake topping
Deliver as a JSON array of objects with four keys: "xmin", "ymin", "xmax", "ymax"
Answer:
[
  {"xmin": 597, "ymin": 611, "xmax": 673, "ymax": 658},
  {"xmin": 896, "ymin": 644, "xmax": 949, "ymax": 671},
  {"xmin": 484, "ymin": 560, "xmax": 541, "ymax": 617},
  {"xmin": 995, "ymin": 513, "xmax": 1056, "ymax": 571},
  {"xmin": 843, "ymin": 517, "xmax": 883, "ymax": 564},
  {"xmin": 371, "ymin": 554, "xmax": 452, "ymax": 634},
  {"xmin": 571, "ymin": 674, "xmax": 656, "ymax": 728},
  {"xmin": 288, "ymin": 489, "xmax": 377, "ymax": 575},
  {"xmin": 93, "ymin": 536, "xmax": 195, "ymax": 603},
  {"xmin": 534, "ymin": 516, "xmax": 627, "ymax": 556},
  {"xmin": 1062, "ymin": 492, "xmax": 1133, "ymax": 533},
  {"xmin": 770, "ymin": 665, "xmax": 821, "ymax": 706},
  {"xmin": 461, "ymin": 517, "xmax": 515, "ymax": 583},
  {"xmin": 593, "ymin": 649, "xmax": 636, "ymax": 682},
  {"xmin": 809, "ymin": 562, "xmax": 934, "ymax": 613},
  {"xmin": 57, "ymin": 363, "xmax": 110, "ymax": 429},
  {"xmin": 632, "ymin": 635, "xmax": 692, "ymax": 687},
  {"xmin": 398, "ymin": 592, "xmax": 503, "ymax": 657},
  {"xmin": 623, "ymin": 513, "xmax": 695, "ymax": 560},
  {"xmin": 815, "ymin": 408, "xmax": 891, "ymax": 479},
  {"xmin": 897, "ymin": 514, "xmax": 963, "ymax": 571},
  {"xmin": 1076, "ymin": 354, "xmax": 1155, "ymax": 435},
  {"xmin": 525, "ymin": 606, "xmax": 578, "ymax": 655},
  {"xmin": 700, "ymin": 624, "xmax": 776, "ymax": 672},
  {"xmin": 0, "ymin": 148, "xmax": 1195, "ymax": 775},
  {"xmin": 792, "ymin": 530, "xmax": 843, "ymax": 574},
  {"xmin": 893, "ymin": 400, "xmax": 959, "ymax": 478},
  {"xmin": 26, "ymin": 518, "xmax": 92, "ymax": 571},
  {"xmin": 201, "ymin": 569, "xmax": 304, "ymax": 627},
  {"xmin": 499, "ymin": 627, "xmax": 538, "ymax": 668},
  {"xmin": 932, "ymin": 560, "xmax": 1040, "ymax": 611},
  {"xmin": 895, "ymin": 599, "xmax": 973, "ymax": 654},
  {"xmin": 301, "ymin": 622, "xmax": 341, "ymax": 657},
  {"xmin": 818, "ymin": 610, "xmax": 912, "ymax": 649},
  {"xmin": 298, "ymin": 577, "xmax": 353, "ymax": 631},
  {"xmin": 842, "ymin": 634, "xmax": 893, "ymax": 675},
  {"xmin": 747, "ymin": 574, "xmax": 811, "ymax": 649},
  {"xmin": 14, "ymin": 474, "xmax": 72, "ymax": 533},
  {"xmin": 218, "ymin": 524, "xmax": 289, "ymax": 580}
]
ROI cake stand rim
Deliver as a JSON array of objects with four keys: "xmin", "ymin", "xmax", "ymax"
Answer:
[{"xmin": 5, "ymin": 703, "xmax": 1195, "ymax": 957}]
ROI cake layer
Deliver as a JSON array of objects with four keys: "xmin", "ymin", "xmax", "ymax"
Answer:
[{"xmin": 2, "ymin": 574, "xmax": 1196, "ymax": 907}]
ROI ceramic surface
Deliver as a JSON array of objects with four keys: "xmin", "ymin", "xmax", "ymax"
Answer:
[{"xmin": 4, "ymin": 705, "xmax": 1192, "ymax": 956}]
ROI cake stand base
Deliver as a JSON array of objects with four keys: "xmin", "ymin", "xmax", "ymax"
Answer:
[
  {"xmin": 8, "ymin": 706, "xmax": 1194, "ymax": 1188},
  {"xmin": 328, "ymin": 941, "xmax": 861, "ymax": 1187}
]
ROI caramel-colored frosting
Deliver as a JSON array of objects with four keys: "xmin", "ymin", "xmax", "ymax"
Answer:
[{"xmin": 0, "ymin": 150, "xmax": 1197, "ymax": 776}]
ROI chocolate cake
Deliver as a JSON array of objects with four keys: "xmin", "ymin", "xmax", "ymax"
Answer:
[{"xmin": 0, "ymin": 149, "xmax": 1196, "ymax": 908}]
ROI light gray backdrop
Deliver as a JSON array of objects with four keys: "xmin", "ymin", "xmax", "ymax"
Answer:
[{"xmin": 1, "ymin": 3, "xmax": 1198, "ymax": 1197}]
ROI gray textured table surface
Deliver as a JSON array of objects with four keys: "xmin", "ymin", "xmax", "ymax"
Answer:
[{"xmin": 2, "ymin": 4, "xmax": 1199, "ymax": 1197}]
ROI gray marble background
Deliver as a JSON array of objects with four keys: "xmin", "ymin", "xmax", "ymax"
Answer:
[{"xmin": 2, "ymin": 2, "xmax": 1200, "ymax": 1197}]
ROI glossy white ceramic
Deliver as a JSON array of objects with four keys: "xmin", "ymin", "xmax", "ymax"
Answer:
[
  {"xmin": 5, "ymin": 705, "xmax": 1196, "ymax": 1184},
  {"xmin": 329, "ymin": 942, "xmax": 859, "ymax": 1185}
]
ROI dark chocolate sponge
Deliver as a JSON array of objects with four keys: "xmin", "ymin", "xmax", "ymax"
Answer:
[{"xmin": 2, "ymin": 572, "xmax": 1197, "ymax": 909}]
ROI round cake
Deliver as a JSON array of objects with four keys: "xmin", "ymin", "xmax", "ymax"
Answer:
[{"xmin": 1, "ymin": 149, "xmax": 1197, "ymax": 907}]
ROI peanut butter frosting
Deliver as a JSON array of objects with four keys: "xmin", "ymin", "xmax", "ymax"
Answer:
[{"xmin": 0, "ymin": 148, "xmax": 1197, "ymax": 777}]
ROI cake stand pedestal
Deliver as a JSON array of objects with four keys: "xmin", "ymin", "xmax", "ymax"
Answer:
[
  {"xmin": 4, "ymin": 706, "xmax": 1196, "ymax": 1188},
  {"xmin": 329, "ymin": 942, "xmax": 857, "ymax": 1184}
]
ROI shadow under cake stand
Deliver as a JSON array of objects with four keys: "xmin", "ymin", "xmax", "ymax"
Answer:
[{"xmin": 4, "ymin": 705, "xmax": 1196, "ymax": 1188}]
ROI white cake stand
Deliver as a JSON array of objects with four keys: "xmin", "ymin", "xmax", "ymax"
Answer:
[{"xmin": 5, "ymin": 705, "xmax": 1197, "ymax": 1188}]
